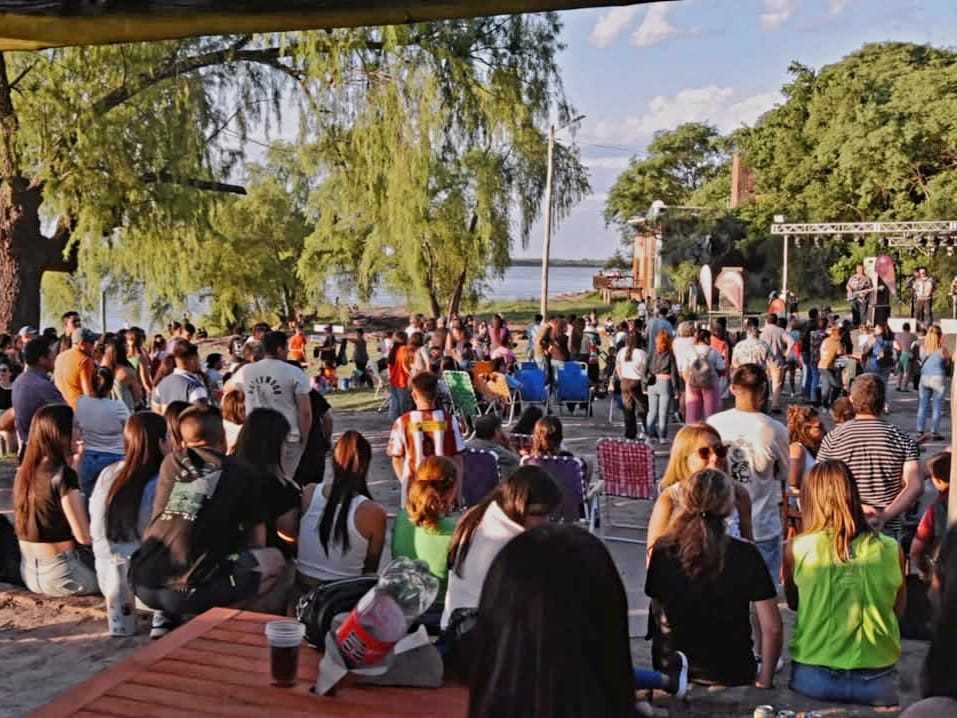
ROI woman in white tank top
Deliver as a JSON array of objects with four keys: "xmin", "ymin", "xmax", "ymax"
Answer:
[{"xmin": 296, "ymin": 431, "xmax": 386, "ymax": 586}]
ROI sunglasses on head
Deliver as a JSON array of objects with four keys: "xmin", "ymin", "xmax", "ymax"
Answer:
[{"xmin": 696, "ymin": 444, "xmax": 729, "ymax": 461}]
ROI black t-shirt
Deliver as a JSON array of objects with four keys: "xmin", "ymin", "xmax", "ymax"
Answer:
[
  {"xmin": 292, "ymin": 389, "xmax": 332, "ymax": 486},
  {"xmin": 130, "ymin": 447, "xmax": 266, "ymax": 589},
  {"xmin": 0, "ymin": 385, "xmax": 11, "ymax": 411},
  {"xmin": 262, "ymin": 472, "xmax": 301, "ymax": 557},
  {"xmin": 17, "ymin": 463, "xmax": 79, "ymax": 543},
  {"xmin": 645, "ymin": 538, "xmax": 776, "ymax": 686}
]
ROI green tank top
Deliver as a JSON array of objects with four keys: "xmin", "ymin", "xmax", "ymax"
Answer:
[
  {"xmin": 392, "ymin": 510, "xmax": 456, "ymax": 597},
  {"xmin": 790, "ymin": 530, "xmax": 902, "ymax": 670}
]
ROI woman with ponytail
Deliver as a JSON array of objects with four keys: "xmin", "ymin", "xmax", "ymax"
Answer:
[{"xmin": 646, "ymin": 468, "xmax": 782, "ymax": 689}]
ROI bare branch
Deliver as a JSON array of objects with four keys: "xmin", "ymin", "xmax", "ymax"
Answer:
[{"xmin": 141, "ymin": 171, "xmax": 246, "ymax": 195}]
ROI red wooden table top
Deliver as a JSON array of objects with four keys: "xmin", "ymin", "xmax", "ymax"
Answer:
[{"xmin": 30, "ymin": 607, "xmax": 468, "ymax": 718}]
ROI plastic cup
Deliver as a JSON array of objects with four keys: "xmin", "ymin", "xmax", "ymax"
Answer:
[{"xmin": 265, "ymin": 620, "xmax": 305, "ymax": 686}]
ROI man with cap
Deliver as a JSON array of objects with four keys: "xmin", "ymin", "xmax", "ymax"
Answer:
[{"xmin": 53, "ymin": 327, "xmax": 97, "ymax": 408}]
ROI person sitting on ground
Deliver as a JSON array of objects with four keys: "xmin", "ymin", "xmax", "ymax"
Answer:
[
  {"xmin": 163, "ymin": 400, "xmax": 190, "ymax": 449},
  {"xmin": 296, "ymin": 430, "xmax": 386, "ymax": 588},
  {"xmin": 388, "ymin": 371, "xmax": 465, "ymax": 506},
  {"xmin": 220, "ymin": 389, "xmax": 246, "ymax": 454},
  {"xmin": 89, "ymin": 412, "xmax": 169, "ymax": 596},
  {"xmin": 470, "ymin": 525, "xmax": 689, "ymax": 718},
  {"xmin": 392, "ymin": 456, "xmax": 459, "ymax": 624},
  {"xmin": 910, "ymin": 451, "xmax": 951, "ymax": 584},
  {"xmin": 14, "ymin": 404, "xmax": 99, "ymax": 597},
  {"xmin": 442, "ymin": 465, "xmax": 561, "ymax": 628},
  {"xmin": 150, "ymin": 341, "xmax": 208, "ymax": 413},
  {"xmin": 130, "ymin": 406, "xmax": 288, "ymax": 633},
  {"xmin": 231, "ymin": 409, "xmax": 301, "ymax": 557},
  {"xmin": 647, "ymin": 468, "xmax": 782, "ymax": 689},
  {"xmin": 75, "ymin": 367, "xmax": 131, "ymax": 499},
  {"xmin": 647, "ymin": 423, "xmax": 753, "ymax": 552},
  {"xmin": 784, "ymin": 460, "xmax": 905, "ymax": 706},
  {"xmin": 466, "ymin": 414, "xmax": 521, "ymax": 479}
]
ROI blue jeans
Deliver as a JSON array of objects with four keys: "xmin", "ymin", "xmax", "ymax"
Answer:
[
  {"xmin": 389, "ymin": 386, "xmax": 411, "ymax": 421},
  {"xmin": 790, "ymin": 662, "xmax": 898, "ymax": 706},
  {"xmin": 79, "ymin": 450, "xmax": 124, "ymax": 499},
  {"xmin": 633, "ymin": 667, "xmax": 666, "ymax": 690},
  {"xmin": 807, "ymin": 364, "xmax": 821, "ymax": 403},
  {"xmin": 646, "ymin": 380, "xmax": 672, "ymax": 440},
  {"xmin": 917, "ymin": 374, "xmax": 946, "ymax": 434},
  {"xmin": 755, "ymin": 535, "xmax": 782, "ymax": 587}
]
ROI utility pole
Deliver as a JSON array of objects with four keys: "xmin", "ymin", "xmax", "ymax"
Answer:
[{"xmin": 540, "ymin": 124, "xmax": 555, "ymax": 323}]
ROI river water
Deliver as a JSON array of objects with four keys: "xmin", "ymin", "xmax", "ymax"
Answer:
[{"xmin": 84, "ymin": 264, "xmax": 600, "ymax": 332}]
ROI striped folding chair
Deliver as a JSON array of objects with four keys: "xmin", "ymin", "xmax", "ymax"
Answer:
[{"xmin": 595, "ymin": 437, "xmax": 657, "ymax": 544}]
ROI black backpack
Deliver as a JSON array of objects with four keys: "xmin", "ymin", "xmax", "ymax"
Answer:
[
  {"xmin": 296, "ymin": 576, "xmax": 378, "ymax": 647},
  {"xmin": 0, "ymin": 514, "xmax": 24, "ymax": 586}
]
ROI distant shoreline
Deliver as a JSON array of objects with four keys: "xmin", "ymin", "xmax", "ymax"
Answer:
[{"xmin": 510, "ymin": 258, "xmax": 604, "ymax": 268}]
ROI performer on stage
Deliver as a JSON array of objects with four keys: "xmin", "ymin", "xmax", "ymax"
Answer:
[
  {"xmin": 949, "ymin": 276, "xmax": 957, "ymax": 320},
  {"xmin": 912, "ymin": 266, "xmax": 936, "ymax": 326},
  {"xmin": 845, "ymin": 264, "xmax": 872, "ymax": 328},
  {"xmin": 872, "ymin": 276, "xmax": 891, "ymax": 327}
]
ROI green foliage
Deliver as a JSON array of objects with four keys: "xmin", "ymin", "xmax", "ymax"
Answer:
[
  {"xmin": 663, "ymin": 261, "xmax": 700, "ymax": 303},
  {"xmin": 602, "ymin": 250, "xmax": 631, "ymax": 270}
]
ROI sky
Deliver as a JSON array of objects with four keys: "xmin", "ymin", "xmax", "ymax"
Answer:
[{"xmin": 523, "ymin": 0, "xmax": 955, "ymax": 260}]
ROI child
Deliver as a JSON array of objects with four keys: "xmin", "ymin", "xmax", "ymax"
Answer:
[
  {"xmin": 313, "ymin": 360, "xmax": 338, "ymax": 393},
  {"xmin": 911, "ymin": 451, "xmax": 951, "ymax": 583}
]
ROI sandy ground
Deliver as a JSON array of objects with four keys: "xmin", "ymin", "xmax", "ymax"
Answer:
[{"xmin": 0, "ymin": 384, "xmax": 943, "ymax": 717}]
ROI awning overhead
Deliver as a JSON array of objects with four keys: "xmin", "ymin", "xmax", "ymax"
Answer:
[{"xmin": 0, "ymin": 0, "xmax": 667, "ymax": 51}]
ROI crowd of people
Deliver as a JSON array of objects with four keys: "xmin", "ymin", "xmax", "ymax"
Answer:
[{"xmin": 1, "ymin": 301, "xmax": 955, "ymax": 716}]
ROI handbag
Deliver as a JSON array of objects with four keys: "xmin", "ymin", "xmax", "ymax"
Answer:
[{"xmin": 296, "ymin": 576, "xmax": 378, "ymax": 647}]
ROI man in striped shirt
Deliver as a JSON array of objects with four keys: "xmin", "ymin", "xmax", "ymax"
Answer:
[
  {"xmin": 817, "ymin": 373, "xmax": 922, "ymax": 537},
  {"xmin": 388, "ymin": 371, "xmax": 465, "ymax": 505}
]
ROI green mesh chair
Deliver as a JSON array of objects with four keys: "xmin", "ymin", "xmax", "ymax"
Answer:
[{"xmin": 443, "ymin": 370, "xmax": 483, "ymax": 423}]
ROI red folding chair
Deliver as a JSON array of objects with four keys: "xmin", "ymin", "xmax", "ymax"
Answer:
[{"xmin": 595, "ymin": 437, "xmax": 657, "ymax": 544}]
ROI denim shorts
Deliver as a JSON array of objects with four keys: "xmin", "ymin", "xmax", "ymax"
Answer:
[
  {"xmin": 133, "ymin": 551, "xmax": 261, "ymax": 616},
  {"xmin": 755, "ymin": 536, "xmax": 782, "ymax": 587},
  {"xmin": 790, "ymin": 661, "xmax": 898, "ymax": 706}
]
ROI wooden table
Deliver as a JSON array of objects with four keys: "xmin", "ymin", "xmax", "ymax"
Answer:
[{"xmin": 31, "ymin": 608, "xmax": 468, "ymax": 718}]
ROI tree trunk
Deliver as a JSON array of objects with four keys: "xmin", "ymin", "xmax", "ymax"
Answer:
[
  {"xmin": 0, "ymin": 181, "xmax": 75, "ymax": 333},
  {"xmin": 446, "ymin": 264, "xmax": 468, "ymax": 319},
  {"xmin": 427, "ymin": 290, "xmax": 441, "ymax": 321}
]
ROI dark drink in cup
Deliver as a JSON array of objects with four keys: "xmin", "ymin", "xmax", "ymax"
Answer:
[{"xmin": 265, "ymin": 620, "xmax": 305, "ymax": 687}]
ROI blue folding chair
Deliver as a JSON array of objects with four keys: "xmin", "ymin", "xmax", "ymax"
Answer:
[
  {"xmin": 554, "ymin": 363, "xmax": 593, "ymax": 417},
  {"xmin": 517, "ymin": 365, "xmax": 549, "ymax": 412}
]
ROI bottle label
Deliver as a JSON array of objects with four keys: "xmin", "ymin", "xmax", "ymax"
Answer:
[{"xmin": 335, "ymin": 609, "xmax": 395, "ymax": 667}]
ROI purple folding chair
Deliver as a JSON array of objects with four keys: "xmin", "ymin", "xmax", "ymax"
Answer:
[
  {"xmin": 461, "ymin": 448, "xmax": 501, "ymax": 508},
  {"xmin": 521, "ymin": 454, "xmax": 595, "ymax": 531}
]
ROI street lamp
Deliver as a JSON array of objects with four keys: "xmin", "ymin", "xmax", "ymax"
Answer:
[{"xmin": 540, "ymin": 114, "xmax": 586, "ymax": 322}]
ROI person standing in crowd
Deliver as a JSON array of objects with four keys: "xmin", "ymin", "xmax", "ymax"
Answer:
[
  {"xmin": 75, "ymin": 367, "xmax": 130, "ymax": 499},
  {"xmin": 151, "ymin": 341, "xmax": 208, "ymax": 413},
  {"xmin": 227, "ymin": 331, "xmax": 311, "ymax": 482},
  {"xmin": 846, "ymin": 264, "xmax": 873, "ymax": 328},
  {"xmin": 910, "ymin": 452, "xmax": 950, "ymax": 584},
  {"xmin": 785, "ymin": 461, "xmax": 904, "ymax": 706},
  {"xmin": 614, "ymin": 330, "xmax": 648, "ymax": 440},
  {"xmin": 296, "ymin": 430, "xmax": 386, "ymax": 587},
  {"xmin": 817, "ymin": 373, "xmax": 921, "ymax": 539},
  {"xmin": 916, "ymin": 324, "xmax": 950, "ymax": 441},
  {"xmin": 731, "ymin": 317, "xmax": 769, "ymax": 370},
  {"xmin": 125, "ymin": 327, "xmax": 153, "ymax": 397},
  {"xmin": 100, "ymin": 336, "xmax": 144, "ymax": 412},
  {"xmin": 525, "ymin": 314, "xmax": 542, "ymax": 361},
  {"xmin": 386, "ymin": 331, "xmax": 411, "ymax": 420},
  {"xmin": 817, "ymin": 325, "xmax": 844, "ymax": 410},
  {"xmin": 647, "ymin": 468, "xmax": 782, "ymax": 689},
  {"xmin": 89, "ymin": 412, "xmax": 169, "ymax": 597},
  {"xmin": 646, "ymin": 305, "xmax": 675, "ymax": 349},
  {"xmin": 684, "ymin": 328, "xmax": 725, "ymax": 424},
  {"xmin": 466, "ymin": 414, "xmax": 521, "ymax": 479},
  {"xmin": 708, "ymin": 364, "xmax": 790, "ymax": 584},
  {"xmin": 288, "ymin": 324, "xmax": 308, "ymax": 366},
  {"xmin": 352, "ymin": 327, "xmax": 370, "ymax": 385},
  {"xmin": 913, "ymin": 266, "xmax": 936, "ymax": 327},
  {"xmin": 442, "ymin": 465, "xmax": 561, "ymax": 628},
  {"xmin": 408, "ymin": 332, "xmax": 430, "ymax": 377},
  {"xmin": 53, "ymin": 327, "xmax": 96, "ymax": 409},
  {"xmin": 645, "ymin": 330, "xmax": 678, "ymax": 445},
  {"xmin": 894, "ymin": 322, "xmax": 917, "ymax": 392},
  {"xmin": 760, "ymin": 313, "xmax": 789, "ymax": 414},
  {"xmin": 220, "ymin": 389, "xmax": 246, "ymax": 454},
  {"xmin": 58, "ymin": 311, "xmax": 82, "ymax": 355},
  {"xmin": 14, "ymin": 404, "xmax": 99, "ymax": 597},
  {"xmin": 470, "ymin": 525, "xmax": 689, "ymax": 718},
  {"xmin": 292, "ymin": 384, "xmax": 333, "ymax": 487},
  {"xmin": 388, "ymin": 371, "xmax": 465, "ymax": 506},
  {"xmin": 863, "ymin": 323, "xmax": 896, "ymax": 408},
  {"xmin": 130, "ymin": 407, "xmax": 288, "ymax": 632},
  {"xmin": 786, "ymin": 406, "xmax": 824, "ymax": 492},
  {"xmin": 12, "ymin": 337, "xmax": 64, "ymax": 450}
]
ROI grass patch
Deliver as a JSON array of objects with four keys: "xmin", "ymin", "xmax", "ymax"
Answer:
[
  {"xmin": 324, "ymin": 388, "xmax": 385, "ymax": 413},
  {"xmin": 476, "ymin": 292, "xmax": 613, "ymax": 326}
]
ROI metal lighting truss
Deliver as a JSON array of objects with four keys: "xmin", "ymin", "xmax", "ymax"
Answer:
[{"xmin": 771, "ymin": 220, "xmax": 957, "ymax": 255}]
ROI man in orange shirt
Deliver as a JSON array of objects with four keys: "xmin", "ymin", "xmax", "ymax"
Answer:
[
  {"xmin": 53, "ymin": 327, "xmax": 97, "ymax": 408},
  {"xmin": 288, "ymin": 324, "xmax": 308, "ymax": 366}
]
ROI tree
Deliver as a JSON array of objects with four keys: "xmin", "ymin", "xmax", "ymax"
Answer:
[
  {"xmin": 603, "ymin": 122, "xmax": 726, "ymax": 237},
  {"xmin": 3, "ymin": 19, "xmax": 586, "ymax": 332},
  {"xmin": 664, "ymin": 260, "xmax": 699, "ymax": 304}
]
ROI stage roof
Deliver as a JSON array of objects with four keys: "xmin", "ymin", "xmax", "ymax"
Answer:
[{"xmin": 0, "ymin": 0, "xmax": 668, "ymax": 51}]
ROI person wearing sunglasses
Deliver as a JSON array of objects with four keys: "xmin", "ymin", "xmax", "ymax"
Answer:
[{"xmin": 647, "ymin": 423, "xmax": 753, "ymax": 560}]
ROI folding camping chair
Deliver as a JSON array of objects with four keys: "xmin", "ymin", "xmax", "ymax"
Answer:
[
  {"xmin": 443, "ymin": 370, "xmax": 486, "ymax": 428},
  {"xmin": 554, "ymin": 362, "xmax": 594, "ymax": 417},
  {"xmin": 483, "ymin": 373, "xmax": 519, "ymax": 425},
  {"xmin": 461, "ymin": 448, "xmax": 502, "ymax": 508},
  {"xmin": 521, "ymin": 454, "xmax": 599, "ymax": 533},
  {"xmin": 595, "ymin": 437, "xmax": 657, "ymax": 544},
  {"xmin": 516, "ymin": 364, "xmax": 549, "ymax": 413}
]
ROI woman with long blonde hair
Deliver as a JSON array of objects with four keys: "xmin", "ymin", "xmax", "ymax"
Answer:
[
  {"xmin": 784, "ymin": 460, "xmax": 904, "ymax": 705},
  {"xmin": 647, "ymin": 423, "xmax": 752, "ymax": 556},
  {"xmin": 917, "ymin": 324, "xmax": 951, "ymax": 440},
  {"xmin": 646, "ymin": 469, "xmax": 781, "ymax": 688}
]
